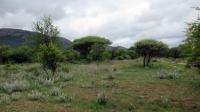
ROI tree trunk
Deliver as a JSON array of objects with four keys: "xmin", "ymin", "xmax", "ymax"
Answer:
[
  {"xmin": 147, "ymin": 55, "xmax": 151, "ymax": 66},
  {"xmin": 143, "ymin": 55, "xmax": 146, "ymax": 67}
]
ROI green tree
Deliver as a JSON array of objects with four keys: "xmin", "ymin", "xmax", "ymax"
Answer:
[
  {"xmin": 134, "ymin": 39, "xmax": 168, "ymax": 67},
  {"xmin": 38, "ymin": 44, "xmax": 63, "ymax": 76},
  {"xmin": 185, "ymin": 12, "xmax": 200, "ymax": 69},
  {"xmin": 73, "ymin": 36, "xmax": 111, "ymax": 60},
  {"xmin": 31, "ymin": 16, "xmax": 62, "ymax": 75}
]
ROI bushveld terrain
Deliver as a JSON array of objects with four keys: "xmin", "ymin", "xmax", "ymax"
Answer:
[{"xmin": 0, "ymin": 58, "xmax": 200, "ymax": 112}]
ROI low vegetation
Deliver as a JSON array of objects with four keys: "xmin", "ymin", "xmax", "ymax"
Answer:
[{"xmin": 0, "ymin": 59, "xmax": 199, "ymax": 112}]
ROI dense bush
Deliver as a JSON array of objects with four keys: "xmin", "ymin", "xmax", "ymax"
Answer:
[
  {"xmin": 64, "ymin": 47, "xmax": 80, "ymax": 63},
  {"xmin": 38, "ymin": 44, "xmax": 63, "ymax": 76},
  {"xmin": 0, "ymin": 45, "xmax": 11, "ymax": 64},
  {"xmin": 9, "ymin": 46, "xmax": 34, "ymax": 63},
  {"xmin": 111, "ymin": 47, "xmax": 130, "ymax": 60},
  {"xmin": 167, "ymin": 47, "xmax": 182, "ymax": 59}
]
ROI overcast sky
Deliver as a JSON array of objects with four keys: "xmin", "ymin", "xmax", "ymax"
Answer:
[{"xmin": 0, "ymin": 0, "xmax": 199, "ymax": 47}]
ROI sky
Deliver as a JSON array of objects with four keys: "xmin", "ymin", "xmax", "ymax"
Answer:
[{"xmin": 0, "ymin": 0, "xmax": 199, "ymax": 48}]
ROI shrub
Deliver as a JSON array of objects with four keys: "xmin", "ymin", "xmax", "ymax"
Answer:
[
  {"xmin": 64, "ymin": 48, "xmax": 80, "ymax": 63},
  {"xmin": 38, "ymin": 43, "xmax": 63, "ymax": 76},
  {"xmin": 9, "ymin": 46, "xmax": 34, "ymax": 63},
  {"xmin": 0, "ymin": 45, "xmax": 11, "ymax": 64},
  {"xmin": 97, "ymin": 92, "xmax": 107, "ymax": 105},
  {"xmin": 0, "ymin": 80, "xmax": 30, "ymax": 94}
]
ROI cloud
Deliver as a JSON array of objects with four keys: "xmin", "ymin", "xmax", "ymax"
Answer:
[{"xmin": 0, "ymin": 0, "xmax": 199, "ymax": 47}]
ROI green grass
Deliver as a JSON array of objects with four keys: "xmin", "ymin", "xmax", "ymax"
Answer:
[{"xmin": 0, "ymin": 58, "xmax": 200, "ymax": 112}]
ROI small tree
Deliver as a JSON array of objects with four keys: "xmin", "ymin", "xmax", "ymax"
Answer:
[
  {"xmin": 31, "ymin": 16, "xmax": 62, "ymax": 75},
  {"xmin": 134, "ymin": 39, "xmax": 168, "ymax": 67},
  {"xmin": 38, "ymin": 44, "xmax": 63, "ymax": 76}
]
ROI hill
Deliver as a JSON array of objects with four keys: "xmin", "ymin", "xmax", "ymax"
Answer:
[{"xmin": 0, "ymin": 28, "xmax": 71, "ymax": 47}]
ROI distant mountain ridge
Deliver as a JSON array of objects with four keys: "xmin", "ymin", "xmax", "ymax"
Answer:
[{"xmin": 0, "ymin": 28, "xmax": 71, "ymax": 47}]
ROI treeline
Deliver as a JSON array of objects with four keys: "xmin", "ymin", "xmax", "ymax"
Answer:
[{"xmin": 0, "ymin": 37, "xmax": 186, "ymax": 64}]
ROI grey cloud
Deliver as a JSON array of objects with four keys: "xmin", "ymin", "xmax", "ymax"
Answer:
[{"xmin": 0, "ymin": 0, "xmax": 199, "ymax": 47}]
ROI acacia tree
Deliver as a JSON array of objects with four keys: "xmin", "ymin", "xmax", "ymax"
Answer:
[
  {"xmin": 32, "ymin": 16, "xmax": 63, "ymax": 75},
  {"xmin": 134, "ymin": 39, "xmax": 168, "ymax": 67},
  {"xmin": 72, "ymin": 36, "xmax": 111, "ymax": 60}
]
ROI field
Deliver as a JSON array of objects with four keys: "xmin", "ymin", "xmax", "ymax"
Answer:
[{"xmin": 0, "ymin": 59, "xmax": 200, "ymax": 112}]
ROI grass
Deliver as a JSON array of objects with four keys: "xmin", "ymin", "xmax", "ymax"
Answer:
[{"xmin": 0, "ymin": 58, "xmax": 200, "ymax": 112}]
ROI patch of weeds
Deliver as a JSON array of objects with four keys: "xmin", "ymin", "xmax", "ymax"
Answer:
[
  {"xmin": 0, "ymin": 80, "xmax": 30, "ymax": 94},
  {"xmin": 27, "ymin": 90, "xmax": 46, "ymax": 101},
  {"xmin": 80, "ymin": 82, "xmax": 94, "ymax": 88},
  {"xmin": 127, "ymin": 103, "xmax": 136, "ymax": 112},
  {"xmin": 60, "ymin": 72, "xmax": 73, "ymax": 81},
  {"xmin": 105, "ymin": 74, "xmax": 115, "ymax": 80},
  {"xmin": 97, "ymin": 91, "xmax": 107, "ymax": 105},
  {"xmin": 50, "ymin": 87, "xmax": 62, "ymax": 96},
  {"xmin": 156, "ymin": 69, "xmax": 181, "ymax": 80},
  {"xmin": 136, "ymin": 96, "xmax": 145, "ymax": 105},
  {"xmin": 35, "ymin": 75, "xmax": 55, "ymax": 87},
  {"xmin": 55, "ymin": 94, "xmax": 72, "ymax": 103},
  {"xmin": 153, "ymin": 96, "xmax": 171, "ymax": 108}
]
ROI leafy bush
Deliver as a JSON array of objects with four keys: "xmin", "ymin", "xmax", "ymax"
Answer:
[
  {"xmin": 38, "ymin": 44, "xmax": 63, "ymax": 75},
  {"xmin": 64, "ymin": 47, "xmax": 80, "ymax": 63},
  {"xmin": 9, "ymin": 46, "xmax": 34, "ymax": 63}
]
